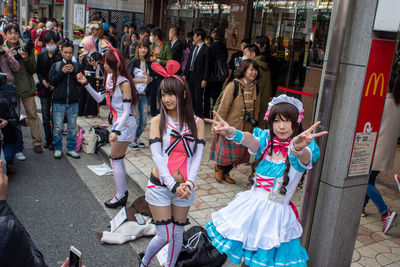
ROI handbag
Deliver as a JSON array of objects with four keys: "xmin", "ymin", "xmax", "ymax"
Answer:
[
  {"xmin": 209, "ymin": 59, "xmax": 229, "ymax": 83},
  {"xmin": 82, "ymin": 128, "xmax": 98, "ymax": 154}
]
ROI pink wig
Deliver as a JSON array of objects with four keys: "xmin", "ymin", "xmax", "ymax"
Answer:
[{"xmin": 81, "ymin": 37, "xmax": 96, "ymax": 55}]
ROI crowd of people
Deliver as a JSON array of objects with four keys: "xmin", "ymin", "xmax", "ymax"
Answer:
[{"xmin": 0, "ymin": 12, "xmax": 399, "ymax": 267}]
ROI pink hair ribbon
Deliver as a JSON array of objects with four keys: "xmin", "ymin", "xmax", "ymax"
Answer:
[
  {"xmin": 151, "ymin": 60, "xmax": 184, "ymax": 85},
  {"xmin": 104, "ymin": 40, "xmax": 121, "ymax": 65}
]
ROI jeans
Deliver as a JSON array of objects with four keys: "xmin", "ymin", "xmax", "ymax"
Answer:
[
  {"xmin": 2, "ymin": 124, "xmax": 23, "ymax": 165},
  {"xmin": 52, "ymin": 103, "xmax": 78, "ymax": 151},
  {"xmin": 40, "ymin": 97, "xmax": 52, "ymax": 144},
  {"xmin": 135, "ymin": 94, "xmax": 148, "ymax": 139},
  {"xmin": 148, "ymin": 77, "xmax": 162, "ymax": 117},
  {"xmin": 364, "ymin": 171, "xmax": 388, "ymax": 215}
]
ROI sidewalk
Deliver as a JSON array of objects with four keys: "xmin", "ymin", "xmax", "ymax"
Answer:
[{"xmin": 76, "ymin": 105, "xmax": 400, "ymax": 266}]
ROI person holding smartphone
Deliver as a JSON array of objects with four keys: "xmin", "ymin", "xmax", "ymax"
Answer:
[{"xmin": 49, "ymin": 40, "xmax": 83, "ymax": 159}]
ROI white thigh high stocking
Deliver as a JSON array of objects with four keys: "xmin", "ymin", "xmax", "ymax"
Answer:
[
  {"xmin": 166, "ymin": 223, "xmax": 184, "ymax": 267},
  {"xmin": 110, "ymin": 157, "xmax": 126, "ymax": 200},
  {"xmin": 141, "ymin": 223, "xmax": 173, "ymax": 267}
]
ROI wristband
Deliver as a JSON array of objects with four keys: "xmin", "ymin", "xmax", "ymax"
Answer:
[
  {"xmin": 289, "ymin": 139, "xmax": 304, "ymax": 155},
  {"xmin": 226, "ymin": 129, "xmax": 244, "ymax": 144},
  {"xmin": 186, "ymin": 180, "xmax": 195, "ymax": 190},
  {"xmin": 111, "ymin": 130, "xmax": 121, "ymax": 136}
]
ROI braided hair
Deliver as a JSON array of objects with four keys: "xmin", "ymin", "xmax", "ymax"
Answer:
[{"xmin": 249, "ymin": 102, "xmax": 303, "ymax": 195}]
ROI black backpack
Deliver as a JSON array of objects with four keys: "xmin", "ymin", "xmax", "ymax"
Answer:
[
  {"xmin": 92, "ymin": 125, "xmax": 109, "ymax": 153},
  {"xmin": 0, "ymin": 84, "xmax": 19, "ymax": 127},
  {"xmin": 175, "ymin": 226, "xmax": 227, "ymax": 267}
]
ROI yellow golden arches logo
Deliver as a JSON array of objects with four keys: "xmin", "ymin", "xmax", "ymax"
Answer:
[{"xmin": 365, "ymin": 73, "xmax": 384, "ymax": 97}]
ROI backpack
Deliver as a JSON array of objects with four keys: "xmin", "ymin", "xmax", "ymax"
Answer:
[
  {"xmin": 213, "ymin": 80, "xmax": 259, "ymax": 119},
  {"xmin": 0, "ymin": 84, "xmax": 19, "ymax": 127},
  {"xmin": 92, "ymin": 125, "xmax": 109, "ymax": 153}
]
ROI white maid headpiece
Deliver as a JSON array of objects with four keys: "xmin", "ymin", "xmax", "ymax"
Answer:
[{"xmin": 264, "ymin": 94, "xmax": 304, "ymax": 124}]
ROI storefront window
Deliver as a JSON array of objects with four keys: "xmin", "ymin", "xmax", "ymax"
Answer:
[{"xmin": 163, "ymin": 0, "xmax": 231, "ymax": 40}]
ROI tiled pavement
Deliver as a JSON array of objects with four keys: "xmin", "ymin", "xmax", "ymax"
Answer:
[{"xmin": 77, "ymin": 106, "xmax": 400, "ymax": 266}]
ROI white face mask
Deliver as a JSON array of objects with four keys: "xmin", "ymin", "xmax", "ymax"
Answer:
[
  {"xmin": 46, "ymin": 44, "xmax": 57, "ymax": 52},
  {"xmin": 241, "ymin": 56, "xmax": 248, "ymax": 61},
  {"xmin": 149, "ymin": 36, "xmax": 154, "ymax": 44}
]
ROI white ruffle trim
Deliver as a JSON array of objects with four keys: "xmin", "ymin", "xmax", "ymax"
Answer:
[{"xmin": 211, "ymin": 189, "xmax": 303, "ymax": 251}]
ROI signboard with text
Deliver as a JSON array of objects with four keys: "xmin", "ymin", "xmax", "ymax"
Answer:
[{"xmin": 348, "ymin": 39, "xmax": 396, "ymax": 177}]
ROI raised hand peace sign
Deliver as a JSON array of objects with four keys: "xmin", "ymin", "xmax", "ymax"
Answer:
[
  {"xmin": 205, "ymin": 111, "xmax": 236, "ymax": 137},
  {"xmin": 294, "ymin": 121, "xmax": 328, "ymax": 150}
]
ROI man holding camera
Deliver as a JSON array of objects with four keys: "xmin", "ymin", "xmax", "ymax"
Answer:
[
  {"xmin": 48, "ymin": 41, "xmax": 82, "ymax": 159},
  {"xmin": 4, "ymin": 23, "xmax": 43, "ymax": 155}
]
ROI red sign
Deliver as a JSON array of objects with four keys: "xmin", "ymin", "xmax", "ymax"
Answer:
[{"xmin": 348, "ymin": 39, "xmax": 396, "ymax": 177}]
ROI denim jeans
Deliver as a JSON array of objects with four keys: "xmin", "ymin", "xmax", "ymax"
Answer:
[
  {"xmin": 40, "ymin": 97, "xmax": 52, "ymax": 143},
  {"xmin": 135, "ymin": 94, "xmax": 148, "ymax": 138},
  {"xmin": 52, "ymin": 103, "xmax": 78, "ymax": 151},
  {"xmin": 364, "ymin": 171, "xmax": 388, "ymax": 215},
  {"xmin": 149, "ymin": 77, "xmax": 162, "ymax": 117}
]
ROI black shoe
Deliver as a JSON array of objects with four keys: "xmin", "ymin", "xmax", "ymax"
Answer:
[
  {"xmin": 104, "ymin": 191, "xmax": 128, "ymax": 209},
  {"xmin": 138, "ymin": 252, "xmax": 145, "ymax": 267}
]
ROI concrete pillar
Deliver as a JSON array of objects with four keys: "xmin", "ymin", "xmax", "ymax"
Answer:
[{"xmin": 307, "ymin": 0, "xmax": 387, "ymax": 266}]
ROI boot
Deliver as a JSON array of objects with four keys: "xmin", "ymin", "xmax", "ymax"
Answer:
[
  {"xmin": 223, "ymin": 173, "xmax": 235, "ymax": 184},
  {"xmin": 215, "ymin": 166, "xmax": 224, "ymax": 183}
]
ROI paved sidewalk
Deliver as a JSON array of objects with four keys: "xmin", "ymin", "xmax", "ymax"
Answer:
[{"xmin": 76, "ymin": 106, "xmax": 400, "ymax": 266}]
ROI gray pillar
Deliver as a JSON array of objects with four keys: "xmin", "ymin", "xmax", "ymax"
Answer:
[{"xmin": 307, "ymin": 0, "xmax": 382, "ymax": 266}]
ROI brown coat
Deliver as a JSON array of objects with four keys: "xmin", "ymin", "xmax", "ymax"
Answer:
[
  {"xmin": 214, "ymin": 78, "xmax": 260, "ymax": 132},
  {"xmin": 372, "ymin": 93, "xmax": 400, "ymax": 171}
]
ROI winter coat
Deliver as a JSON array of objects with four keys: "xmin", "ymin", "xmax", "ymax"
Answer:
[
  {"xmin": 4, "ymin": 39, "xmax": 36, "ymax": 98},
  {"xmin": 48, "ymin": 60, "xmax": 83, "ymax": 104},
  {"xmin": 36, "ymin": 50, "xmax": 62, "ymax": 98},
  {"xmin": 215, "ymin": 78, "xmax": 260, "ymax": 132},
  {"xmin": 372, "ymin": 92, "xmax": 400, "ymax": 171},
  {"xmin": 0, "ymin": 48, "xmax": 19, "ymax": 86},
  {"xmin": 253, "ymin": 55, "xmax": 272, "ymax": 129}
]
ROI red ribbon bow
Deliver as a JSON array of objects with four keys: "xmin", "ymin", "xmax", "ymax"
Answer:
[
  {"xmin": 263, "ymin": 137, "xmax": 290, "ymax": 160},
  {"xmin": 151, "ymin": 60, "xmax": 184, "ymax": 85}
]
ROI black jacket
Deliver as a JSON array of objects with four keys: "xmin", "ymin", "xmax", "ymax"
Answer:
[
  {"xmin": 171, "ymin": 39, "xmax": 185, "ymax": 63},
  {"xmin": 36, "ymin": 50, "xmax": 62, "ymax": 98},
  {"xmin": 0, "ymin": 200, "xmax": 48, "ymax": 267},
  {"xmin": 184, "ymin": 43, "xmax": 211, "ymax": 83},
  {"xmin": 49, "ymin": 60, "xmax": 83, "ymax": 104},
  {"xmin": 127, "ymin": 58, "xmax": 156, "ymax": 78}
]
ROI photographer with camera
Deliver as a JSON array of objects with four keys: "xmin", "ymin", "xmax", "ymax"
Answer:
[
  {"xmin": 36, "ymin": 31, "xmax": 61, "ymax": 150},
  {"xmin": 4, "ymin": 23, "xmax": 43, "ymax": 155},
  {"xmin": 210, "ymin": 59, "xmax": 260, "ymax": 184},
  {"xmin": 48, "ymin": 40, "xmax": 83, "ymax": 159}
]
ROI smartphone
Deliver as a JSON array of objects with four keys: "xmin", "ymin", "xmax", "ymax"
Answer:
[
  {"xmin": 66, "ymin": 59, "xmax": 73, "ymax": 65},
  {"xmin": 69, "ymin": 246, "xmax": 82, "ymax": 267},
  {"xmin": 134, "ymin": 213, "xmax": 146, "ymax": 225}
]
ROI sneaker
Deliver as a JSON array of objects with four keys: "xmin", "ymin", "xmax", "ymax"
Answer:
[
  {"xmin": 382, "ymin": 210, "xmax": 397, "ymax": 233},
  {"xmin": 394, "ymin": 174, "xmax": 400, "ymax": 192},
  {"xmin": 54, "ymin": 150, "xmax": 62, "ymax": 159},
  {"xmin": 361, "ymin": 208, "xmax": 366, "ymax": 217},
  {"xmin": 136, "ymin": 139, "xmax": 145, "ymax": 148},
  {"xmin": 15, "ymin": 152, "xmax": 26, "ymax": 161},
  {"xmin": 66, "ymin": 150, "xmax": 80, "ymax": 159},
  {"xmin": 129, "ymin": 141, "xmax": 139, "ymax": 150}
]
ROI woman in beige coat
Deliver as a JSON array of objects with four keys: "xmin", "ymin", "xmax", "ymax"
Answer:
[
  {"xmin": 210, "ymin": 59, "xmax": 260, "ymax": 183},
  {"xmin": 362, "ymin": 72, "xmax": 400, "ymax": 234}
]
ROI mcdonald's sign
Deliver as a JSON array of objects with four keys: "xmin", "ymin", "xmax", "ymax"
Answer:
[
  {"xmin": 348, "ymin": 39, "xmax": 396, "ymax": 177},
  {"xmin": 365, "ymin": 73, "xmax": 384, "ymax": 97}
]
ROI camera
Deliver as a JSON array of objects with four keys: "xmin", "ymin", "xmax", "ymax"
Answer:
[
  {"xmin": 13, "ymin": 40, "xmax": 34, "ymax": 60},
  {"xmin": 244, "ymin": 113, "xmax": 258, "ymax": 127},
  {"xmin": 66, "ymin": 59, "xmax": 73, "ymax": 65},
  {"xmin": 0, "ymin": 48, "xmax": 5, "ymax": 55}
]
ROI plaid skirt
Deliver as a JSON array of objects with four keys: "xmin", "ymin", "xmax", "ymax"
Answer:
[{"xmin": 210, "ymin": 134, "xmax": 250, "ymax": 166}]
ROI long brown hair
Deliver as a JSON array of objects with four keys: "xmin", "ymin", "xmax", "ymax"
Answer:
[
  {"xmin": 135, "ymin": 39, "xmax": 151, "ymax": 61},
  {"xmin": 159, "ymin": 76, "xmax": 197, "ymax": 148},
  {"xmin": 249, "ymin": 102, "xmax": 303, "ymax": 195},
  {"xmin": 103, "ymin": 48, "xmax": 138, "ymax": 106}
]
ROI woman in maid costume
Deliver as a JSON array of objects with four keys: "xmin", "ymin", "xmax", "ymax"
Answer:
[
  {"xmin": 77, "ymin": 41, "xmax": 138, "ymax": 208},
  {"xmin": 205, "ymin": 94, "xmax": 328, "ymax": 266},
  {"xmin": 139, "ymin": 60, "xmax": 205, "ymax": 267}
]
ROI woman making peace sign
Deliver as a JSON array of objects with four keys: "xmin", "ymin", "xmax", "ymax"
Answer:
[{"xmin": 205, "ymin": 94, "xmax": 328, "ymax": 267}]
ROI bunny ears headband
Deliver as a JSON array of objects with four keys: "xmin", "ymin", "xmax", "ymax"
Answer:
[
  {"xmin": 104, "ymin": 40, "xmax": 121, "ymax": 65},
  {"xmin": 151, "ymin": 60, "xmax": 184, "ymax": 85},
  {"xmin": 264, "ymin": 94, "xmax": 304, "ymax": 124}
]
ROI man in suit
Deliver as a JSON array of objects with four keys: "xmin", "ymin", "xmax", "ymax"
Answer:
[
  {"xmin": 183, "ymin": 28, "xmax": 210, "ymax": 117},
  {"xmin": 169, "ymin": 27, "xmax": 184, "ymax": 63}
]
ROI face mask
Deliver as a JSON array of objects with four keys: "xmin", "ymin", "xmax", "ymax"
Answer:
[
  {"xmin": 46, "ymin": 44, "xmax": 57, "ymax": 52},
  {"xmin": 149, "ymin": 36, "xmax": 154, "ymax": 44},
  {"xmin": 241, "ymin": 56, "xmax": 248, "ymax": 61}
]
